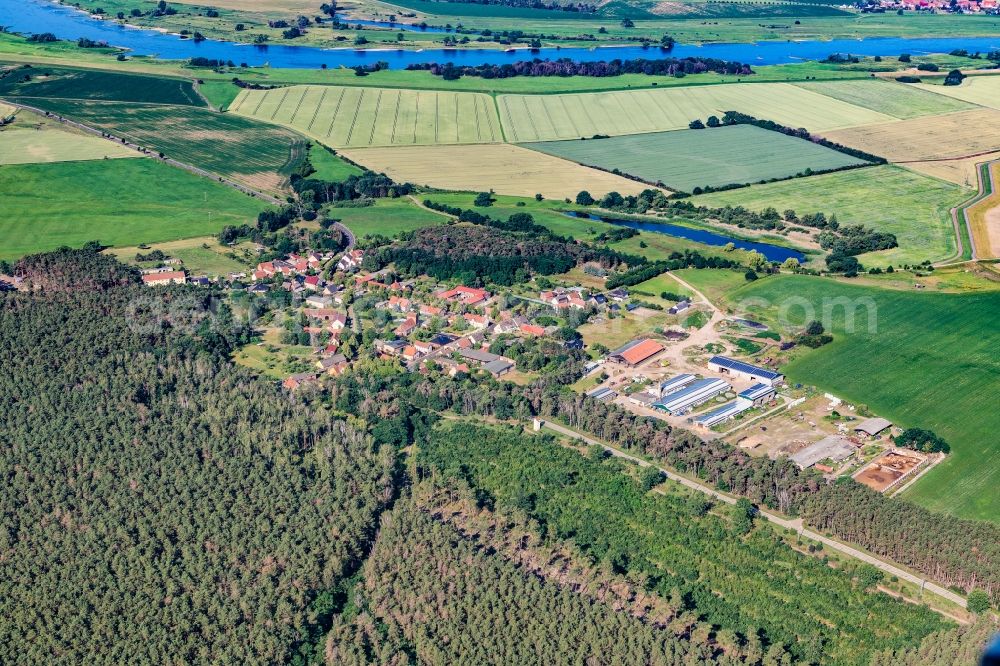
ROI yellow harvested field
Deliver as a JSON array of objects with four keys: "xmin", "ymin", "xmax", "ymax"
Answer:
[
  {"xmin": 966, "ymin": 161, "xmax": 1000, "ymax": 259},
  {"xmin": 0, "ymin": 128, "xmax": 139, "ymax": 164},
  {"xmin": 339, "ymin": 144, "xmax": 655, "ymax": 199},
  {"xmin": 497, "ymin": 82, "xmax": 894, "ymax": 142},
  {"xmin": 904, "ymin": 151, "xmax": 1000, "ymax": 187},
  {"xmin": 0, "ymin": 101, "xmax": 14, "ymax": 117},
  {"xmin": 914, "ymin": 75, "xmax": 1000, "ymax": 110},
  {"xmin": 823, "ymin": 109, "xmax": 1000, "ymax": 162},
  {"xmin": 230, "ymin": 85, "xmax": 500, "ymax": 148}
]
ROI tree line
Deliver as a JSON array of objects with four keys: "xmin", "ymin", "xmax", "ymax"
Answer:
[{"xmin": 406, "ymin": 55, "xmax": 753, "ymax": 80}]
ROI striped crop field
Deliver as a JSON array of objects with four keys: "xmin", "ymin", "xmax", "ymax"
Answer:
[
  {"xmin": 497, "ymin": 82, "xmax": 894, "ymax": 143},
  {"xmin": 914, "ymin": 75, "xmax": 1000, "ymax": 111},
  {"xmin": 229, "ymin": 85, "xmax": 500, "ymax": 148},
  {"xmin": 526, "ymin": 125, "xmax": 870, "ymax": 193},
  {"xmin": 794, "ymin": 79, "xmax": 976, "ymax": 119},
  {"xmin": 823, "ymin": 108, "xmax": 1000, "ymax": 162},
  {"xmin": 339, "ymin": 144, "xmax": 652, "ymax": 200}
]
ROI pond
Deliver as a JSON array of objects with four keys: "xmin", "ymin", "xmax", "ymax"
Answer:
[
  {"xmin": 5, "ymin": 0, "xmax": 1000, "ymax": 69},
  {"xmin": 565, "ymin": 212, "xmax": 808, "ymax": 263}
]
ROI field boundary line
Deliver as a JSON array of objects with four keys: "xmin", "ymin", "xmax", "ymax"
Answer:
[
  {"xmin": 390, "ymin": 90, "xmax": 402, "ymax": 144},
  {"xmin": 344, "ymin": 88, "xmax": 365, "ymax": 146},
  {"xmin": 324, "ymin": 87, "xmax": 347, "ymax": 139},
  {"xmin": 306, "ymin": 86, "xmax": 328, "ymax": 132},
  {"xmin": 538, "ymin": 419, "xmax": 968, "ymax": 610},
  {"xmin": 493, "ymin": 95, "xmax": 510, "ymax": 143},
  {"xmin": 287, "ymin": 87, "xmax": 308, "ymax": 125},
  {"xmin": 941, "ymin": 158, "xmax": 997, "ymax": 264},
  {"xmin": 269, "ymin": 87, "xmax": 290, "ymax": 121},
  {"xmin": 369, "ymin": 89, "xmax": 383, "ymax": 146}
]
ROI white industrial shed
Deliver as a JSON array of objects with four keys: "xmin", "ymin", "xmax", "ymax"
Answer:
[{"xmin": 655, "ymin": 378, "xmax": 730, "ymax": 415}]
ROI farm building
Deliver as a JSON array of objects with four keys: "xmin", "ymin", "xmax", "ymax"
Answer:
[
  {"xmin": 790, "ymin": 435, "xmax": 855, "ymax": 470},
  {"xmin": 738, "ymin": 383, "xmax": 776, "ymax": 406},
  {"xmin": 655, "ymin": 378, "xmax": 730, "ymax": 416},
  {"xmin": 854, "ymin": 417, "xmax": 892, "ymax": 438},
  {"xmin": 708, "ymin": 356, "xmax": 783, "ymax": 386},
  {"xmin": 585, "ymin": 386, "xmax": 617, "ymax": 403},
  {"xmin": 483, "ymin": 359, "xmax": 514, "ymax": 377},
  {"xmin": 657, "ymin": 374, "xmax": 697, "ymax": 399},
  {"xmin": 694, "ymin": 400, "xmax": 752, "ymax": 429},
  {"xmin": 608, "ymin": 338, "xmax": 665, "ymax": 367},
  {"xmin": 668, "ymin": 301, "xmax": 691, "ymax": 315},
  {"xmin": 142, "ymin": 270, "xmax": 186, "ymax": 286}
]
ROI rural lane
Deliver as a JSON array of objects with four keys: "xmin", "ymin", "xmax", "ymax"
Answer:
[{"xmin": 539, "ymin": 419, "xmax": 968, "ymax": 610}]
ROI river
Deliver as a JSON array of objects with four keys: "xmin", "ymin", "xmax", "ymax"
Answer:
[
  {"xmin": 566, "ymin": 212, "xmax": 807, "ymax": 263},
  {"xmin": 3, "ymin": 0, "xmax": 999, "ymax": 69}
]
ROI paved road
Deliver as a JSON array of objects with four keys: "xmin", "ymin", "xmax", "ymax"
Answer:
[
  {"xmin": 540, "ymin": 419, "xmax": 968, "ymax": 609},
  {"xmin": 333, "ymin": 222, "xmax": 356, "ymax": 250},
  {"xmin": 8, "ymin": 101, "xmax": 283, "ymax": 205}
]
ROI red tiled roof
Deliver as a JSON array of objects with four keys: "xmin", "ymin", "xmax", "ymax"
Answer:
[{"xmin": 618, "ymin": 339, "xmax": 664, "ymax": 365}]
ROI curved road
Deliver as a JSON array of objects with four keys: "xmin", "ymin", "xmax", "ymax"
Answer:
[{"xmin": 539, "ymin": 419, "xmax": 968, "ymax": 610}]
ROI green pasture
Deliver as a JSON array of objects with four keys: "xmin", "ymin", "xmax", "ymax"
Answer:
[
  {"xmin": 527, "ymin": 125, "xmax": 870, "ymax": 192},
  {"xmin": 309, "ymin": 143, "xmax": 364, "ymax": 181},
  {"xmin": 230, "ymin": 85, "xmax": 500, "ymax": 148},
  {"xmin": 0, "ymin": 159, "xmax": 266, "ymax": 260},
  {"xmin": 0, "ymin": 64, "xmax": 204, "ymax": 106},
  {"xmin": 419, "ymin": 191, "xmax": 601, "ymax": 238},
  {"xmin": 671, "ymin": 267, "xmax": 751, "ymax": 304},
  {"xmin": 696, "ymin": 165, "xmax": 965, "ymax": 266},
  {"xmin": 196, "ymin": 79, "xmax": 242, "ymax": 111},
  {"xmin": 498, "ymin": 82, "xmax": 892, "ymax": 142},
  {"xmin": 730, "ymin": 275, "xmax": 1000, "ymax": 522},
  {"xmin": 330, "ymin": 197, "xmax": 446, "ymax": 239},
  {"xmin": 795, "ymin": 79, "xmax": 976, "ymax": 119},
  {"xmin": 15, "ymin": 99, "xmax": 306, "ymax": 192}
]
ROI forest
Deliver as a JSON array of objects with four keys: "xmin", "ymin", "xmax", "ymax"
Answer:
[{"xmin": 0, "ymin": 249, "xmax": 396, "ymax": 664}]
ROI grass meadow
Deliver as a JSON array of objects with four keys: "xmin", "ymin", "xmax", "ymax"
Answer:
[
  {"xmin": 730, "ymin": 274, "xmax": 1000, "ymax": 522},
  {"xmin": 341, "ymin": 143, "xmax": 649, "ymax": 199},
  {"xmin": 0, "ymin": 159, "xmax": 266, "ymax": 260},
  {"xmin": 526, "ymin": 125, "xmax": 870, "ymax": 192},
  {"xmin": 328, "ymin": 197, "xmax": 446, "ymax": 239},
  {"xmin": 20, "ymin": 99, "xmax": 306, "ymax": 193},
  {"xmin": 308, "ymin": 143, "xmax": 364, "ymax": 181},
  {"xmin": 696, "ymin": 165, "xmax": 964, "ymax": 266},
  {"xmin": 0, "ymin": 127, "xmax": 138, "ymax": 164},
  {"xmin": 498, "ymin": 82, "xmax": 893, "ymax": 142},
  {"xmin": 795, "ymin": 79, "xmax": 975, "ymax": 119},
  {"xmin": 230, "ymin": 85, "xmax": 500, "ymax": 147}
]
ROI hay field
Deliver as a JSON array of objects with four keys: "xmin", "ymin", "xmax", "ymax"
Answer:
[
  {"xmin": 904, "ymin": 151, "xmax": 1000, "ymax": 187},
  {"xmin": 0, "ymin": 101, "xmax": 13, "ymax": 116},
  {"xmin": 795, "ymin": 79, "xmax": 975, "ymax": 119},
  {"xmin": 0, "ymin": 127, "xmax": 138, "ymax": 164},
  {"xmin": 823, "ymin": 109, "xmax": 1000, "ymax": 162},
  {"xmin": 339, "ymin": 144, "xmax": 651, "ymax": 199},
  {"xmin": 696, "ymin": 165, "xmax": 964, "ymax": 266},
  {"xmin": 914, "ymin": 75, "xmax": 1000, "ymax": 110},
  {"xmin": 230, "ymin": 85, "xmax": 500, "ymax": 148},
  {"xmin": 525, "ymin": 125, "xmax": 869, "ymax": 192},
  {"xmin": 497, "ymin": 82, "xmax": 894, "ymax": 142}
]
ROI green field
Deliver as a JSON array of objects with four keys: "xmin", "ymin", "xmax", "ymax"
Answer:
[
  {"xmin": 730, "ymin": 275, "xmax": 1000, "ymax": 522},
  {"xmin": 696, "ymin": 165, "xmax": 964, "ymax": 266},
  {"xmin": 230, "ymin": 85, "xmax": 500, "ymax": 148},
  {"xmin": 13, "ymin": 99, "xmax": 306, "ymax": 193},
  {"xmin": 308, "ymin": 143, "xmax": 364, "ymax": 181},
  {"xmin": 0, "ymin": 159, "xmax": 266, "ymax": 259},
  {"xmin": 0, "ymin": 127, "xmax": 138, "ymax": 164},
  {"xmin": 526, "ymin": 125, "xmax": 870, "ymax": 192},
  {"xmin": 796, "ymin": 79, "xmax": 976, "ymax": 119},
  {"xmin": 330, "ymin": 197, "xmax": 446, "ymax": 239},
  {"xmin": 0, "ymin": 65, "xmax": 204, "ymax": 106},
  {"xmin": 497, "ymin": 82, "xmax": 893, "ymax": 142}
]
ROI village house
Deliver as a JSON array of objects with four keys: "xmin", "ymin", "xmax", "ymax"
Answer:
[
  {"xmin": 282, "ymin": 372, "xmax": 316, "ymax": 391},
  {"xmin": 337, "ymin": 249, "xmax": 365, "ymax": 272},
  {"xmin": 375, "ymin": 339, "xmax": 408, "ymax": 356},
  {"xmin": 305, "ymin": 294, "xmax": 333, "ymax": 309},
  {"xmin": 394, "ymin": 314, "xmax": 419, "ymax": 337},
  {"xmin": 316, "ymin": 353, "xmax": 349, "ymax": 376}
]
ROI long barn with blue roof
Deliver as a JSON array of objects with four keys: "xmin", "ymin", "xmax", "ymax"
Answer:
[{"xmin": 707, "ymin": 356, "xmax": 783, "ymax": 386}]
